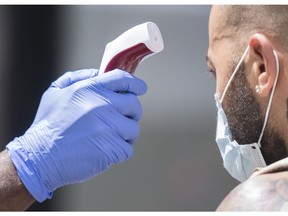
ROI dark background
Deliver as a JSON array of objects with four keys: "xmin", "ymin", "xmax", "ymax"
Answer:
[{"xmin": 0, "ymin": 5, "xmax": 62, "ymax": 210}]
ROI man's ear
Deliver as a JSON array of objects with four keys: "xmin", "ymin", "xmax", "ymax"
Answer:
[{"xmin": 249, "ymin": 33, "xmax": 277, "ymax": 98}]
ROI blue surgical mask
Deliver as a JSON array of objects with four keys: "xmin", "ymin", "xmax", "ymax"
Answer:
[{"xmin": 215, "ymin": 46, "xmax": 279, "ymax": 182}]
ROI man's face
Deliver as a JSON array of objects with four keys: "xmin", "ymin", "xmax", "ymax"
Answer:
[
  {"xmin": 207, "ymin": 7, "xmax": 230, "ymax": 98},
  {"xmin": 207, "ymin": 6, "xmax": 287, "ymax": 165}
]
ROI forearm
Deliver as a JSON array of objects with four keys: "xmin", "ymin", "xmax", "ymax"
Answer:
[{"xmin": 0, "ymin": 149, "xmax": 35, "ymax": 210}]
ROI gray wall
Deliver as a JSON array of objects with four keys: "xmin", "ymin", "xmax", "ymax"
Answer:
[{"xmin": 49, "ymin": 5, "xmax": 239, "ymax": 211}]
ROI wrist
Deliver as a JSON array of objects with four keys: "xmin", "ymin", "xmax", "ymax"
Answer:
[{"xmin": 6, "ymin": 139, "xmax": 52, "ymax": 203}]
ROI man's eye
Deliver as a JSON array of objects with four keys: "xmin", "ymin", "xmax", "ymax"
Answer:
[{"xmin": 207, "ymin": 68, "xmax": 216, "ymax": 78}]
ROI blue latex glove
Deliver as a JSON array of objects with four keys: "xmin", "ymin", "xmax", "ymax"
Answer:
[{"xmin": 6, "ymin": 68, "xmax": 147, "ymax": 202}]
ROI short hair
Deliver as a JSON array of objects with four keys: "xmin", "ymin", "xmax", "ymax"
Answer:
[{"xmin": 219, "ymin": 5, "xmax": 288, "ymax": 51}]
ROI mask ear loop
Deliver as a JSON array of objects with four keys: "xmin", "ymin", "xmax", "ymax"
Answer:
[
  {"xmin": 257, "ymin": 50, "xmax": 280, "ymax": 147},
  {"xmin": 220, "ymin": 46, "xmax": 250, "ymax": 103}
]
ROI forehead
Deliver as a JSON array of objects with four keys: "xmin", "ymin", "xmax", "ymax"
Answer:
[
  {"xmin": 208, "ymin": 6, "xmax": 238, "ymax": 64},
  {"xmin": 209, "ymin": 6, "xmax": 234, "ymax": 49}
]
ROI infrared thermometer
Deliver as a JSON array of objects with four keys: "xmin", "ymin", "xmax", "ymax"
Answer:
[{"xmin": 98, "ymin": 22, "xmax": 164, "ymax": 75}]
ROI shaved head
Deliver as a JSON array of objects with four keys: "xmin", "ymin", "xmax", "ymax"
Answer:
[{"xmin": 212, "ymin": 5, "xmax": 288, "ymax": 53}]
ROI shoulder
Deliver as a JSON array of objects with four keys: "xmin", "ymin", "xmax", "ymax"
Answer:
[{"xmin": 216, "ymin": 171, "xmax": 288, "ymax": 211}]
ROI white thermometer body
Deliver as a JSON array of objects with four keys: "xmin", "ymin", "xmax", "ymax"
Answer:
[{"xmin": 99, "ymin": 22, "xmax": 164, "ymax": 75}]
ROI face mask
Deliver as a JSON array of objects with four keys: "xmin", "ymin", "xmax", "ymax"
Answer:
[{"xmin": 215, "ymin": 46, "xmax": 279, "ymax": 182}]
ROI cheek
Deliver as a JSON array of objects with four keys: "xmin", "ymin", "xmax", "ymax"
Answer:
[
  {"xmin": 215, "ymin": 78, "xmax": 221, "ymax": 96},
  {"xmin": 216, "ymin": 72, "xmax": 230, "ymax": 99}
]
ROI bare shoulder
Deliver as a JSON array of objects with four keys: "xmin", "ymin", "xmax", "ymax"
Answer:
[{"xmin": 216, "ymin": 172, "xmax": 288, "ymax": 211}]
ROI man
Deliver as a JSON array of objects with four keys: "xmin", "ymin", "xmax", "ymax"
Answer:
[
  {"xmin": 207, "ymin": 5, "xmax": 288, "ymax": 210},
  {"xmin": 0, "ymin": 69, "xmax": 147, "ymax": 210}
]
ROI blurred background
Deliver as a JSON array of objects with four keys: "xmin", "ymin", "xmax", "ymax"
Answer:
[{"xmin": 0, "ymin": 5, "xmax": 239, "ymax": 211}]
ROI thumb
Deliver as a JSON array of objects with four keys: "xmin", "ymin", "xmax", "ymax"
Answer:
[
  {"xmin": 96, "ymin": 69, "xmax": 147, "ymax": 96},
  {"xmin": 51, "ymin": 69, "xmax": 98, "ymax": 89}
]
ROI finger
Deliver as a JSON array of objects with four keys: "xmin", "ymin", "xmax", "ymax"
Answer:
[
  {"xmin": 109, "ymin": 138, "xmax": 134, "ymax": 163},
  {"xmin": 116, "ymin": 115, "xmax": 140, "ymax": 144},
  {"xmin": 95, "ymin": 132, "xmax": 134, "ymax": 163},
  {"xmin": 102, "ymin": 109, "xmax": 141, "ymax": 144},
  {"xmin": 51, "ymin": 69, "xmax": 98, "ymax": 89},
  {"xmin": 110, "ymin": 93, "xmax": 143, "ymax": 121},
  {"xmin": 96, "ymin": 69, "xmax": 147, "ymax": 96}
]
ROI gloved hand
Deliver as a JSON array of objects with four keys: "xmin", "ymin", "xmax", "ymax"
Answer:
[{"xmin": 6, "ymin": 68, "xmax": 147, "ymax": 202}]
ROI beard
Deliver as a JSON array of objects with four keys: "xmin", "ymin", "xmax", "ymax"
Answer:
[{"xmin": 222, "ymin": 63, "xmax": 287, "ymax": 165}]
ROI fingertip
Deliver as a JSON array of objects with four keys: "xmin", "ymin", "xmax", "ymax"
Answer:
[
  {"xmin": 124, "ymin": 143, "xmax": 134, "ymax": 160},
  {"xmin": 136, "ymin": 78, "xmax": 148, "ymax": 96},
  {"xmin": 96, "ymin": 69, "xmax": 148, "ymax": 95},
  {"xmin": 114, "ymin": 69, "xmax": 148, "ymax": 96}
]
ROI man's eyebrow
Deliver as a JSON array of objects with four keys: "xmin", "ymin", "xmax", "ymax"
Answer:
[{"xmin": 206, "ymin": 54, "xmax": 217, "ymax": 78}]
